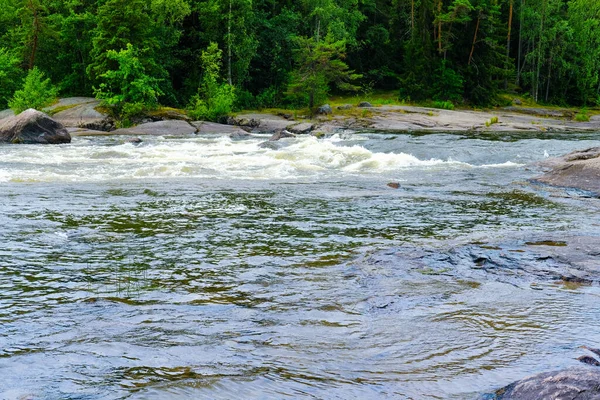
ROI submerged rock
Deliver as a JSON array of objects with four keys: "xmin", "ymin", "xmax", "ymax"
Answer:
[
  {"xmin": 269, "ymin": 130, "xmax": 296, "ymax": 141},
  {"xmin": 0, "ymin": 109, "xmax": 71, "ymax": 144},
  {"xmin": 533, "ymin": 147, "xmax": 600, "ymax": 195},
  {"xmin": 487, "ymin": 368, "xmax": 600, "ymax": 400}
]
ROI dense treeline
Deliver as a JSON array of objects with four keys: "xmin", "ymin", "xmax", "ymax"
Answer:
[{"xmin": 0, "ymin": 0, "xmax": 599, "ymax": 116}]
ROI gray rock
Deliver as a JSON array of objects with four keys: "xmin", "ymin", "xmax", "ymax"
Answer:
[
  {"xmin": 534, "ymin": 147, "xmax": 600, "ymax": 195},
  {"xmin": 229, "ymin": 130, "xmax": 251, "ymax": 139},
  {"xmin": 337, "ymin": 104, "xmax": 353, "ymax": 110},
  {"xmin": 50, "ymin": 98, "xmax": 114, "ymax": 131},
  {"xmin": 358, "ymin": 101, "xmax": 373, "ymax": 108},
  {"xmin": 0, "ymin": 109, "xmax": 71, "ymax": 144},
  {"xmin": 513, "ymin": 98, "xmax": 522, "ymax": 105},
  {"xmin": 258, "ymin": 141, "xmax": 287, "ymax": 150},
  {"xmin": 488, "ymin": 368, "xmax": 600, "ymax": 400},
  {"xmin": 125, "ymin": 137, "xmax": 143, "ymax": 144},
  {"xmin": 112, "ymin": 120, "xmax": 198, "ymax": 136},
  {"xmin": 287, "ymin": 122, "xmax": 314, "ymax": 134},
  {"xmin": 0, "ymin": 109, "xmax": 15, "ymax": 120},
  {"xmin": 193, "ymin": 121, "xmax": 250, "ymax": 136},
  {"xmin": 66, "ymin": 127, "xmax": 110, "ymax": 137},
  {"xmin": 269, "ymin": 130, "xmax": 296, "ymax": 141},
  {"xmin": 317, "ymin": 104, "xmax": 332, "ymax": 115}
]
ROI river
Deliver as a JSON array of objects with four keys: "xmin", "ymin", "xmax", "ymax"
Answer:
[{"xmin": 1, "ymin": 131, "xmax": 599, "ymax": 399}]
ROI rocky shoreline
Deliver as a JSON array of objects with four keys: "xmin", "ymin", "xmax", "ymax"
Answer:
[{"xmin": 2, "ymin": 97, "xmax": 599, "ymax": 138}]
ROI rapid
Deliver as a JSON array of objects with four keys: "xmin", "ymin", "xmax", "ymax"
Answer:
[{"xmin": 1, "ymin": 131, "xmax": 600, "ymax": 399}]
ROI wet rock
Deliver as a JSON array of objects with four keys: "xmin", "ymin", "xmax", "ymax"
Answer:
[
  {"xmin": 488, "ymin": 368, "xmax": 600, "ymax": 400},
  {"xmin": 258, "ymin": 141, "xmax": 286, "ymax": 150},
  {"xmin": 364, "ymin": 235, "xmax": 600, "ymax": 286},
  {"xmin": 229, "ymin": 130, "xmax": 251, "ymax": 140},
  {"xmin": 317, "ymin": 104, "xmax": 332, "ymax": 115},
  {"xmin": 387, "ymin": 182, "xmax": 401, "ymax": 189},
  {"xmin": 193, "ymin": 121, "xmax": 249, "ymax": 136},
  {"xmin": 269, "ymin": 130, "xmax": 296, "ymax": 141},
  {"xmin": 358, "ymin": 101, "xmax": 373, "ymax": 108},
  {"xmin": 0, "ymin": 109, "xmax": 71, "ymax": 144},
  {"xmin": 578, "ymin": 356, "xmax": 600, "ymax": 366},
  {"xmin": 287, "ymin": 122, "xmax": 313, "ymax": 134},
  {"xmin": 112, "ymin": 120, "xmax": 198, "ymax": 136},
  {"xmin": 533, "ymin": 147, "xmax": 600, "ymax": 195},
  {"xmin": 126, "ymin": 137, "xmax": 143, "ymax": 144}
]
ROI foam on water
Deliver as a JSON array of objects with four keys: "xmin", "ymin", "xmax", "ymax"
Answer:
[{"xmin": 0, "ymin": 135, "xmax": 521, "ymax": 183}]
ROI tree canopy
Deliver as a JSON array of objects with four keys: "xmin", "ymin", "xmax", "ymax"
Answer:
[{"xmin": 0, "ymin": 0, "xmax": 599, "ymax": 111}]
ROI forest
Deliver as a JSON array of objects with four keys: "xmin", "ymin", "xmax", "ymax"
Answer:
[{"xmin": 0, "ymin": 0, "xmax": 599, "ymax": 120}]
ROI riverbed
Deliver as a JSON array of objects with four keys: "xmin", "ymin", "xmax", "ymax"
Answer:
[{"xmin": 1, "ymin": 131, "xmax": 599, "ymax": 399}]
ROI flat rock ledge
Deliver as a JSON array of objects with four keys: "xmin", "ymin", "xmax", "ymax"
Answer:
[
  {"xmin": 484, "ymin": 368, "xmax": 600, "ymax": 400},
  {"xmin": 533, "ymin": 147, "xmax": 600, "ymax": 195},
  {"xmin": 0, "ymin": 109, "xmax": 71, "ymax": 144}
]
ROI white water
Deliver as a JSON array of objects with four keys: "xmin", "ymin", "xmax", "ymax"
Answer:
[{"xmin": 0, "ymin": 134, "xmax": 524, "ymax": 183}]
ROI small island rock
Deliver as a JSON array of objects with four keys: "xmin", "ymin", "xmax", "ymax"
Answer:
[{"xmin": 0, "ymin": 109, "xmax": 71, "ymax": 144}]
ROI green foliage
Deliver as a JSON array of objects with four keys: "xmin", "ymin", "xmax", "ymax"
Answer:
[
  {"xmin": 188, "ymin": 42, "xmax": 235, "ymax": 121},
  {"xmin": 94, "ymin": 44, "xmax": 163, "ymax": 123},
  {"xmin": 574, "ymin": 110, "xmax": 590, "ymax": 121},
  {"xmin": 431, "ymin": 100, "xmax": 455, "ymax": 110},
  {"xmin": 432, "ymin": 60, "xmax": 464, "ymax": 103},
  {"xmin": 0, "ymin": 0, "xmax": 599, "ymax": 111},
  {"xmin": 287, "ymin": 34, "xmax": 361, "ymax": 110},
  {"xmin": 485, "ymin": 116, "xmax": 500, "ymax": 127},
  {"xmin": 0, "ymin": 47, "xmax": 22, "ymax": 108},
  {"xmin": 9, "ymin": 67, "xmax": 58, "ymax": 114}
]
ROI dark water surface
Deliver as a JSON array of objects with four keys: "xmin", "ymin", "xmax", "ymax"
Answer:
[{"xmin": 1, "ymin": 132, "xmax": 599, "ymax": 399}]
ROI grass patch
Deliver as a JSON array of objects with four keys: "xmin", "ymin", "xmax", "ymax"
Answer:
[
  {"xmin": 485, "ymin": 116, "xmax": 499, "ymax": 127},
  {"xmin": 45, "ymin": 103, "xmax": 79, "ymax": 116},
  {"xmin": 575, "ymin": 110, "xmax": 590, "ymax": 122},
  {"xmin": 431, "ymin": 100, "xmax": 454, "ymax": 110}
]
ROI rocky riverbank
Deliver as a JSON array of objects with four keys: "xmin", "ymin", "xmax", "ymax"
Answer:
[
  {"xmin": 2, "ymin": 98, "xmax": 599, "ymax": 138},
  {"xmin": 533, "ymin": 147, "xmax": 600, "ymax": 195}
]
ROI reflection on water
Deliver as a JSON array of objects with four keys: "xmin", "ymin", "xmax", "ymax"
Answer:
[{"xmin": 1, "ymin": 132, "xmax": 600, "ymax": 399}]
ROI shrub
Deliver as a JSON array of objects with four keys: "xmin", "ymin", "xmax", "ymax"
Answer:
[
  {"xmin": 187, "ymin": 43, "xmax": 235, "ymax": 121},
  {"xmin": 256, "ymin": 86, "xmax": 279, "ymax": 109},
  {"xmin": 432, "ymin": 100, "xmax": 455, "ymax": 110},
  {"xmin": 485, "ymin": 116, "xmax": 499, "ymax": 127},
  {"xmin": 574, "ymin": 110, "xmax": 590, "ymax": 122},
  {"xmin": 188, "ymin": 84, "xmax": 235, "ymax": 121},
  {"xmin": 9, "ymin": 67, "xmax": 58, "ymax": 114},
  {"xmin": 94, "ymin": 44, "xmax": 163, "ymax": 124}
]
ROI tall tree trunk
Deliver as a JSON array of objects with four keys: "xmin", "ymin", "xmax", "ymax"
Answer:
[
  {"xmin": 545, "ymin": 55, "xmax": 552, "ymax": 102},
  {"xmin": 469, "ymin": 14, "xmax": 481, "ymax": 65},
  {"xmin": 438, "ymin": 0, "xmax": 442, "ymax": 53},
  {"xmin": 534, "ymin": 0, "xmax": 546, "ymax": 102},
  {"xmin": 27, "ymin": 0, "xmax": 41, "ymax": 70},
  {"xmin": 516, "ymin": 0, "xmax": 524, "ymax": 86},
  {"xmin": 227, "ymin": 0, "xmax": 232, "ymax": 86},
  {"xmin": 505, "ymin": 0, "xmax": 513, "ymax": 89}
]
